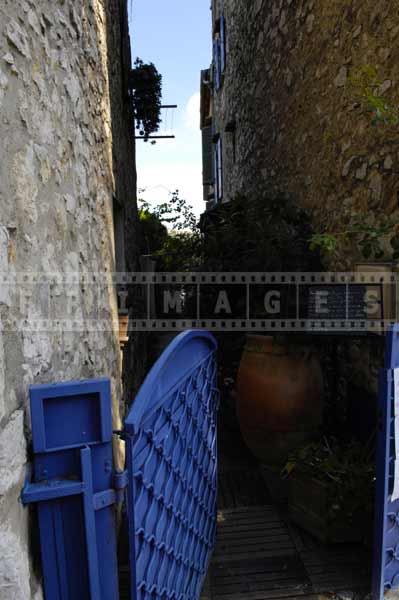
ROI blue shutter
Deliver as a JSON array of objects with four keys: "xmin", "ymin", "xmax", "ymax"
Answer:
[
  {"xmin": 220, "ymin": 16, "xmax": 226, "ymax": 73},
  {"xmin": 213, "ymin": 38, "xmax": 220, "ymax": 91},
  {"xmin": 217, "ymin": 137, "xmax": 223, "ymax": 201}
]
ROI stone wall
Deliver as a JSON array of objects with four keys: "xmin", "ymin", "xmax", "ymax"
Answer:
[
  {"xmin": 212, "ymin": 0, "xmax": 399, "ymax": 269},
  {"xmin": 208, "ymin": 0, "xmax": 399, "ymax": 416},
  {"xmin": 0, "ymin": 1, "xmax": 137, "ymax": 597}
]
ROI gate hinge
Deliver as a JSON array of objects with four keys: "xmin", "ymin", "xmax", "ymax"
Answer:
[
  {"xmin": 92, "ymin": 470, "xmax": 128, "ymax": 510},
  {"xmin": 113, "ymin": 469, "xmax": 129, "ymax": 505}
]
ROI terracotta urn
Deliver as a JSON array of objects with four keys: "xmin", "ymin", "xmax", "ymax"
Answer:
[{"xmin": 236, "ymin": 335, "xmax": 323, "ymax": 465}]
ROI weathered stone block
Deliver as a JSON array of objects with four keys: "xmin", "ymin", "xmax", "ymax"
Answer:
[
  {"xmin": 0, "ymin": 410, "xmax": 26, "ymax": 497},
  {"xmin": 0, "ymin": 524, "xmax": 31, "ymax": 600}
]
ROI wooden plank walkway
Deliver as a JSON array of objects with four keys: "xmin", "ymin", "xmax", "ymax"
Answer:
[
  {"xmin": 201, "ymin": 465, "xmax": 371, "ymax": 600},
  {"xmin": 119, "ymin": 428, "xmax": 371, "ymax": 600}
]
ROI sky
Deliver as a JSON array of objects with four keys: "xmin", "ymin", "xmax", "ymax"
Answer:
[{"xmin": 128, "ymin": 1, "xmax": 212, "ymax": 217}]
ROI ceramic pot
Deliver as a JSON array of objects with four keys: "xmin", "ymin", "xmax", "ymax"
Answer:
[{"xmin": 236, "ymin": 335, "xmax": 323, "ymax": 465}]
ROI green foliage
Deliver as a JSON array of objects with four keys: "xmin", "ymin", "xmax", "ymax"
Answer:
[
  {"xmin": 349, "ymin": 65, "xmax": 399, "ymax": 126},
  {"xmin": 204, "ymin": 193, "xmax": 318, "ymax": 272},
  {"xmin": 139, "ymin": 203, "xmax": 168, "ymax": 255},
  {"xmin": 138, "ymin": 192, "xmax": 318, "ymax": 273},
  {"xmin": 309, "ymin": 211, "xmax": 399, "ymax": 261},
  {"xmin": 309, "ymin": 233, "xmax": 338, "ymax": 255},
  {"xmin": 315, "ymin": 65, "xmax": 399, "ymax": 263},
  {"xmin": 155, "ymin": 232, "xmax": 203, "ymax": 271},
  {"xmin": 130, "ymin": 58, "xmax": 162, "ymax": 141},
  {"xmin": 284, "ymin": 436, "xmax": 375, "ymax": 524},
  {"xmin": 149, "ymin": 190, "xmax": 198, "ymax": 232},
  {"xmin": 138, "ymin": 191, "xmax": 202, "ymax": 271}
]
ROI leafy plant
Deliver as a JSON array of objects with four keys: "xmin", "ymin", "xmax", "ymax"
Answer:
[
  {"xmin": 309, "ymin": 211, "xmax": 399, "ymax": 260},
  {"xmin": 129, "ymin": 58, "xmax": 162, "ymax": 141},
  {"xmin": 138, "ymin": 191, "xmax": 203, "ymax": 271},
  {"xmin": 155, "ymin": 232, "xmax": 203, "ymax": 271},
  {"xmin": 139, "ymin": 202, "xmax": 168, "ymax": 255},
  {"xmin": 203, "ymin": 193, "xmax": 319, "ymax": 272},
  {"xmin": 349, "ymin": 65, "xmax": 399, "ymax": 127},
  {"xmin": 284, "ymin": 436, "xmax": 375, "ymax": 524},
  {"xmin": 148, "ymin": 190, "xmax": 199, "ymax": 232}
]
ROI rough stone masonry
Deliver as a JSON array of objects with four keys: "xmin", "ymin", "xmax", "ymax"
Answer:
[
  {"xmin": 0, "ymin": 1, "xmax": 138, "ymax": 598},
  {"xmin": 212, "ymin": 0, "xmax": 399, "ymax": 270},
  {"xmin": 208, "ymin": 0, "xmax": 399, "ymax": 401}
]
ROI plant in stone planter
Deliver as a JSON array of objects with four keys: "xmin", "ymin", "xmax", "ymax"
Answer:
[{"xmin": 284, "ymin": 436, "xmax": 375, "ymax": 543}]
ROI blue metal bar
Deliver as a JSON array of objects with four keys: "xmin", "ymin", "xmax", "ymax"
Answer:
[
  {"xmin": 373, "ymin": 369, "xmax": 392, "ymax": 599},
  {"xmin": 80, "ymin": 447, "xmax": 102, "ymax": 600},
  {"xmin": 22, "ymin": 478, "xmax": 84, "ymax": 505},
  {"xmin": 125, "ymin": 436, "xmax": 138, "ymax": 600},
  {"xmin": 93, "ymin": 489, "xmax": 116, "ymax": 511},
  {"xmin": 53, "ymin": 503, "xmax": 70, "ymax": 600},
  {"xmin": 38, "ymin": 503, "xmax": 62, "ymax": 600}
]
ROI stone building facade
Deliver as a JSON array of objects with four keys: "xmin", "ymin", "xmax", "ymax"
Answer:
[
  {"xmin": 202, "ymin": 0, "xmax": 399, "ymax": 268},
  {"xmin": 0, "ymin": 1, "xmax": 138, "ymax": 598},
  {"xmin": 200, "ymin": 0, "xmax": 399, "ymax": 428}
]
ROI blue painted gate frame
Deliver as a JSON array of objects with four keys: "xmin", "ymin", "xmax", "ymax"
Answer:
[
  {"xmin": 374, "ymin": 324, "xmax": 399, "ymax": 599},
  {"xmin": 22, "ymin": 379, "xmax": 121, "ymax": 600}
]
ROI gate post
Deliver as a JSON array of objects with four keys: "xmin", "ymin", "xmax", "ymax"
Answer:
[
  {"xmin": 373, "ymin": 325, "xmax": 399, "ymax": 599},
  {"xmin": 21, "ymin": 379, "xmax": 123, "ymax": 600}
]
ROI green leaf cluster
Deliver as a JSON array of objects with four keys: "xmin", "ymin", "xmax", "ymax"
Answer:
[
  {"xmin": 138, "ymin": 191, "xmax": 203, "ymax": 271},
  {"xmin": 349, "ymin": 65, "xmax": 399, "ymax": 127},
  {"xmin": 203, "ymin": 193, "xmax": 318, "ymax": 272},
  {"xmin": 284, "ymin": 436, "xmax": 375, "ymax": 524},
  {"xmin": 309, "ymin": 211, "xmax": 399, "ymax": 260}
]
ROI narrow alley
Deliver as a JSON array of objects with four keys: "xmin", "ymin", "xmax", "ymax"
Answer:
[{"xmin": 200, "ymin": 429, "xmax": 370, "ymax": 600}]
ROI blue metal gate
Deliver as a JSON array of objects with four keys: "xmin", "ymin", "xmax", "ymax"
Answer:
[
  {"xmin": 22, "ymin": 330, "xmax": 218, "ymax": 600},
  {"xmin": 373, "ymin": 324, "xmax": 399, "ymax": 599},
  {"xmin": 123, "ymin": 330, "xmax": 219, "ymax": 600}
]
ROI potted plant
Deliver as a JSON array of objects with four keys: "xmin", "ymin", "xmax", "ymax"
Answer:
[{"xmin": 284, "ymin": 436, "xmax": 375, "ymax": 544}]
